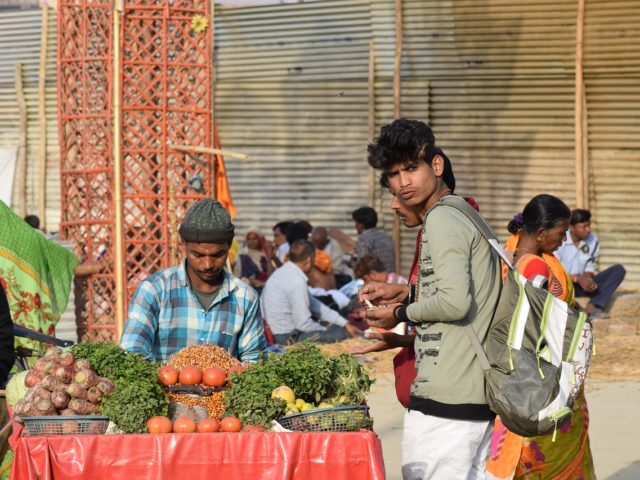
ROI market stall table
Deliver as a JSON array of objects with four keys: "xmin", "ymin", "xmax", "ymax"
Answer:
[{"xmin": 10, "ymin": 426, "xmax": 385, "ymax": 480}]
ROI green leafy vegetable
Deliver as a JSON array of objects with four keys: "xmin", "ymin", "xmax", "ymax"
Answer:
[
  {"xmin": 71, "ymin": 342, "xmax": 169, "ymax": 433},
  {"xmin": 224, "ymin": 343, "xmax": 373, "ymax": 427}
]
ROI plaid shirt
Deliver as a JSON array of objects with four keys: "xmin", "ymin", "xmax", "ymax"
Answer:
[
  {"xmin": 356, "ymin": 228, "xmax": 397, "ymax": 273},
  {"xmin": 120, "ymin": 261, "xmax": 267, "ymax": 363}
]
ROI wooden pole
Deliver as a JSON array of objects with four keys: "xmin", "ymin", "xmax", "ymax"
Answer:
[
  {"xmin": 210, "ymin": 0, "xmax": 217, "ymax": 196},
  {"xmin": 38, "ymin": 6, "xmax": 49, "ymax": 230},
  {"xmin": 15, "ymin": 63, "xmax": 27, "ymax": 218},
  {"xmin": 392, "ymin": 0, "xmax": 403, "ymax": 272},
  {"xmin": 113, "ymin": 1, "xmax": 125, "ymax": 341},
  {"xmin": 368, "ymin": 41, "xmax": 376, "ymax": 207},
  {"xmin": 575, "ymin": 0, "xmax": 586, "ymax": 208},
  {"xmin": 167, "ymin": 143, "xmax": 249, "ymax": 160}
]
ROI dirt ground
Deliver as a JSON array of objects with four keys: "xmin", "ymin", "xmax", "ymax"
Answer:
[{"xmin": 320, "ymin": 331, "xmax": 640, "ymax": 386}]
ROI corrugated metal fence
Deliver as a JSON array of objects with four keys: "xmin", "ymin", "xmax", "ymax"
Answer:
[
  {"xmin": 0, "ymin": 7, "xmax": 59, "ymax": 229},
  {"xmin": 214, "ymin": 0, "xmax": 640, "ymax": 287}
]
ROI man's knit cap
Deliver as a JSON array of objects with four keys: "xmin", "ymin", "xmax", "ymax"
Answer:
[{"xmin": 178, "ymin": 199, "xmax": 235, "ymax": 243}]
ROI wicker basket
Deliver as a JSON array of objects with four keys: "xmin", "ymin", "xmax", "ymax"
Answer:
[
  {"xmin": 277, "ymin": 406, "xmax": 371, "ymax": 432},
  {"xmin": 21, "ymin": 416, "xmax": 109, "ymax": 436}
]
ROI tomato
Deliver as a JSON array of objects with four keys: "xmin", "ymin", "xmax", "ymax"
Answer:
[
  {"xmin": 196, "ymin": 418, "xmax": 221, "ymax": 433},
  {"xmin": 202, "ymin": 367, "xmax": 226, "ymax": 387},
  {"xmin": 241, "ymin": 424, "xmax": 265, "ymax": 433},
  {"xmin": 178, "ymin": 366, "xmax": 202, "ymax": 385},
  {"xmin": 173, "ymin": 416, "xmax": 197, "ymax": 433},
  {"xmin": 220, "ymin": 416, "xmax": 242, "ymax": 433},
  {"xmin": 157, "ymin": 365, "xmax": 179, "ymax": 385},
  {"xmin": 147, "ymin": 416, "xmax": 172, "ymax": 434}
]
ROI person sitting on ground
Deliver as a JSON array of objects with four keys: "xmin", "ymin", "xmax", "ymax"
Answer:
[
  {"xmin": 272, "ymin": 221, "xmax": 293, "ymax": 266},
  {"xmin": 260, "ymin": 240, "xmax": 362, "ymax": 345},
  {"xmin": 285, "ymin": 222, "xmax": 336, "ymax": 291},
  {"xmin": 120, "ymin": 199, "xmax": 267, "ymax": 363},
  {"xmin": 554, "ymin": 208, "xmax": 625, "ymax": 319},
  {"xmin": 351, "ymin": 206, "xmax": 396, "ymax": 273},
  {"xmin": 311, "ymin": 226, "xmax": 352, "ymax": 287},
  {"xmin": 232, "ymin": 227, "xmax": 274, "ymax": 293},
  {"xmin": 354, "ymin": 254, "xmax": 406, "ymax": 285}
]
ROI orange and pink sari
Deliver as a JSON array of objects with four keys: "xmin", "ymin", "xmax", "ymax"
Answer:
[{"xmin": 486, "ymin": 234, "xmax": 596, "ymax": 480}]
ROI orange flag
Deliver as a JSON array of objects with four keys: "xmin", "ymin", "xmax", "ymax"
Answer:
[{"xmin": 213, "ymin": 123, "xmax": 236, "ymax": 219}]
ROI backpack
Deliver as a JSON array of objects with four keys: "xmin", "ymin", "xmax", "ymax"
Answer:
[{"xmin": 438, "ymin": 195, "xmax": 593, "ymax": 438}]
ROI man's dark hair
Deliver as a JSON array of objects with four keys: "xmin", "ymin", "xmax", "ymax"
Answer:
[
  {"xmin": 507, "ymin": 194, "xmax": 571, "ymax": 235},
  {"xmin": 285, "ymin": 223, "xmax": 309, "ymax": 245},
  {"xmin": 289, "ymin": 239, "xmax": 315, "ymax": 263},
  {"xmin": 571, "ymin": 209, "xmax": 591, "ymax": 226},
  {"xmin": 273, "ymin": 221, "xmax": 293, "ymax": 235},
  {"xmin": 352, "ymin": 207, "xmax": 377, "ymax": 229},
  {"xmin": 24, "ymin": 215, "xmax": 40, "ymax": 229},
  {"xmin": 368, "ymin": 118, "xmax": 455, "ymax": 192},
  {"xmin": 354, "ymin": 255, "xmax": 385, "ymax": 279}
]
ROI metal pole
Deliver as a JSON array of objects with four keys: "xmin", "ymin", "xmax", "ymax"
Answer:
[
  {"xmin": 38, "ymin": 6, "xmax": 49, "ymax": 230},
  {"xmin": 392, "ymin": 0, "xmax": 403, "ymax": 272}
]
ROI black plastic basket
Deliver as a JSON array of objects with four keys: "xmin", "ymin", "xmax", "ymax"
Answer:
[
  {"xmin": 21, "ymin": 416, "xmax": 109, "ymax": 436},
  {"xmin": 277, "ymin": 406, "xmax": 371, "ymax": 432}
]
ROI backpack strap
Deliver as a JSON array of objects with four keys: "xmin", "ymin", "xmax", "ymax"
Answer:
[
  {"xmin": 434, "ymin": 195, "xmax": 508, "ymax": 372},
  {"xmin": 437, "ymin": 195, "xmax": 514, "ymax": 270}
]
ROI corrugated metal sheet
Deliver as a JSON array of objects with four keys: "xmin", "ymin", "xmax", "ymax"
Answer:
[
  {"xmin": 0, "ymin": 7, "xmax": 60, "ymax": 230},
  {"xmin": 585, "ymin": 0, "xmax": 640, "ymax": 287},
  {"xmin": 213, "ymin": 0, "xmax": 639, "ymax": 287}
]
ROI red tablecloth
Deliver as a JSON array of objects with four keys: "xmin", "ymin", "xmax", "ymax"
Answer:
[{"xmin": 10, "ymin": 426, "xmax": 385, "ymax": 480}]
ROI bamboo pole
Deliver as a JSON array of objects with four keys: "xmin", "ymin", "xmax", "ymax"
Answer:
[
  {"xmin": 210, "ymin": 0, "xmax": 217, "ymax": 196},
  {"xmin": 574, "ymin": 0, "xmax": 586, "ymax": 208},
  {"xmin": 367, "ymin": 41, "xmax": 376, "ymax": 207},
  {"xmin": 113, "ymin": 1, "xmax": 125, "ymax": 340},
  {"xmin": 15, "ymin": 63, "xmax": 27, "ymax": 217},
  {"xmin": 38, "ymin": 5, "xmax": 49, "ymax": 230},
  {"xmin": 392, "ymin": 0, "xmax": 403, "ymax": 272},
  {"xmin": 167, "ymin": 143, "xmax": 249, "ymax": 160}
]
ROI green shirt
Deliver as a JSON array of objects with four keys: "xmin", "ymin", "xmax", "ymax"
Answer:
[{"xmin": 407, "ymin": 200, "xmax": 501, "ymax": 407}]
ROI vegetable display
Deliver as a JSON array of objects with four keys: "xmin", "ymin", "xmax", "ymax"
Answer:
[
  {"xmin": 224, "ymin": 343, "xmax": 373, "ymax": 427},
  {"xmin": 71, "ymin": 342, "xmax": 169, "ymax": 434},
  {"xmin": 164, "ymin": 345, "xmax": 240, "ymax": 419},
  {"xmin": 12, "ymin": 347, "xmax": 109, "ymax": 417}
]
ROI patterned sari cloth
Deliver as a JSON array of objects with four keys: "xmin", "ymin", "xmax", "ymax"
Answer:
[
  {"xmin": 0, "ymin": 201, "xmax": 77, "ymax": 352},
  {"xmin": 486, "ymin": 233, "xmax": 596, "ymax": 480}
]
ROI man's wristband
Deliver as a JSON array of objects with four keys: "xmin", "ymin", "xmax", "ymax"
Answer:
[{"xmin": 393, "ymin": 305, "xmax": 410, "ymax": 323}]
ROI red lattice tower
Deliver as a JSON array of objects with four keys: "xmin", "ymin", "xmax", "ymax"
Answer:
[
  {"xmin": 58, "ymin": 0, "xmax": 115, "ymax": 341},
  {"xmin": 58, "ymin": 0, "xmax": 214, "ymax": 341}
]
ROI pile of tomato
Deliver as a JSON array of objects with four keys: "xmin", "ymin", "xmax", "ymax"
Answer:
[{"xmin": 146, "ymin": 415, "xmax": 249, "ymax": 434}]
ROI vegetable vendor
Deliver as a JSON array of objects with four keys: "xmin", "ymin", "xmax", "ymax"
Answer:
[{"xmin": 120, "ymin": 199, "xmax": 267, "ymax": 363}]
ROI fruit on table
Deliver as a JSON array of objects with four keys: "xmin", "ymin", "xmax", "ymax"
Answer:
[
  {"xmin": 220, "ymin": 416, "xmax": 242, "ymax": 432},
  {"xmin": 202, "ymin": 367, "xmax": 226, "ymax": 387},
  {"xmin": 241, "ymin": 424, "xmax": 266, "ymax": 433},
  {"xmin": 285, "ymin": 403, "xmax": 299, "ymax": 415},
  {"xmin": 178, "ymin": 366, "xmax": 202, "ymax": 386},
  {"xmin": 300, "ymin": 403, "xmax": 315, "ymax": 412},
  {"xmin": 295, "ymin": 398, "xmax": 305, "ymax": 410},
  {"xmin": 158, "ymin": 365, "xmax": 179, "ymax": 386},
  {"xmin": 271, "ymin": 386, "xmax": 295, "ymax": 404},
  {"xmin": 147, "ymin": 416, "xmax": 172, "ymax": 434},
  {"xmin": 173, "ymin": 416, "xmax": 197, "ymax": 433},
  {"xmin": 196, "ymin": 418, "xmax": 221, "ymax": 433},
  {"xmin": 318, "ymin": 402, "xmax": 332, "ymax": 409}
]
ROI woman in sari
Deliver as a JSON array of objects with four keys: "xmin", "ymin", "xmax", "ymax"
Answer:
[
  {"xmin": 233, "ymin": 227, "xmax": 273, "ymax": 293},
  {"xmin": 486, "ymin": 194, "xmax": 596, "ymax": 480}
]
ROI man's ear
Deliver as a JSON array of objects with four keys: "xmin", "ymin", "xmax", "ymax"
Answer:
[{"xmin": 431, "ymin": 155, "xmax": 445, "ymax": 176}]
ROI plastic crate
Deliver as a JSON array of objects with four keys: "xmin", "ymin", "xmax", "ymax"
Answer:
[
  {"xmin": 21, "ymin": 416, "xmax": 109, "ymax": 436},
  {"xmin": 277, "ymin": 406, "xmax": 371, "ymax": 432}
]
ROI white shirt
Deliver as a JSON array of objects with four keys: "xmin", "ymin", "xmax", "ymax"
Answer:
[
  {"xmin": 260, "ymin": 261, "xmax": 347, "ymax": 335},
  {"xmin": 554, "ymin": 231, "xmax": 600, "ymax": 276},
  {"xmin": 276, "ymin": 242, "xmax": 289, "ymax": 262}
]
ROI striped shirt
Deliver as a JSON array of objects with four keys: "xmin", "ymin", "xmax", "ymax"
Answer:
[{"xmin": 120, "ymin": 261, "xmax": 267, "ymax": 363}]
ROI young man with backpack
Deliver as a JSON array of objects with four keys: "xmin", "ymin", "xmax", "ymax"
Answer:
[{"xmin": 360, "ymin": 119, "xmax": 502, "ymax": 479}]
